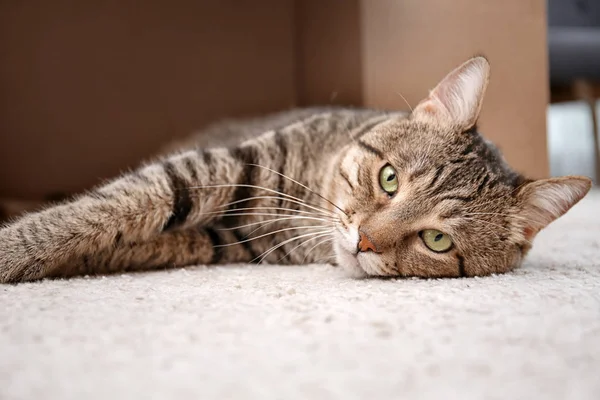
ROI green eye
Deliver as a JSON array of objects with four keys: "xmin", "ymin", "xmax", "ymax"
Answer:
[
  {"xmin": 421, "ymin": 229, "xmax": 453, "ymax": 253},
  {"xmin": 379, "ymin": 164, "xmax": 398, "ymax": 194}
]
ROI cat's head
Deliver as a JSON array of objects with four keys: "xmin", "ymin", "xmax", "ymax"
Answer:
[{"xmin": 331, "ymin": 56, "xmax": 591, "ymax": 277}]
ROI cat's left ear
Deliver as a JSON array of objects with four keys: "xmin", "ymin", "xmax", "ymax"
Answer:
[
  {"xmin": 516, "ymin": 176, "xmax": 592, "ymax": 241},
  {"xmin": 412, "ymin": 56, "xmax": 490, "ymax": 130}
]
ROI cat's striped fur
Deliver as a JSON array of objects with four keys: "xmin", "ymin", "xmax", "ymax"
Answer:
[
  {"xmin": 0, "ymin": 57, "xmax": 591, "ymax": 283},
  {"xmin": 0, "ymin": 108, "xmax": 389, "ymax": 282}
]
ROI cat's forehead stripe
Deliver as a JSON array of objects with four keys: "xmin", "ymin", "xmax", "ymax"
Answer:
[
  {"xmin": 351, "ymin": 115, "xmax": 391, "ymax": 140},
  {"xmin": 357, "ymin": 140, "xmax": 384, "ymax": 158}
]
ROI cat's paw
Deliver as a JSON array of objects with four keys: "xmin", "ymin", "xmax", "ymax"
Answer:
[{"xmin": 0, "ymin": 224, "xmax": 47, "ymax": 283}]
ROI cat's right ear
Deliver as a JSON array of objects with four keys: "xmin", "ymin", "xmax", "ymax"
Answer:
[
  {"xmin": 411, "ymin": 56, "xmax": 490, "ymax": 130},
  {"xmin": 516, "ymin": 176, "xmax": 591, "ymax": 241}
]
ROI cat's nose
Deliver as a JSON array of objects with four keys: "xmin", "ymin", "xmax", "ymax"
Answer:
[{"xmin": 358, "ymin": 230, "xmax": 379, "ymax": 253}]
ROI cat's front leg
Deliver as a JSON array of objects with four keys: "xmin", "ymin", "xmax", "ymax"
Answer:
[
  {"xmin": 0, "ymin": 145, "xmax": 271, "ymax": 283},
  {"xmin": 47, "ymin": 225, "xmax": 253, "ymax": 278}
]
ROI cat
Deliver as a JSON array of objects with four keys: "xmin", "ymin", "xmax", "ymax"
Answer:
[{"xmin": 0, "ymin": 56, "xmax": 591, "ymax": 283}]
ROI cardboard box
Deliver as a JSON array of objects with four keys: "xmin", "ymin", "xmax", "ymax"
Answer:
[
  {"xmin": 0, "ymin": 0, "xmax": 548, "ymax": 198},
  {"xmin": 360, "ymin": 0, "xmax": 549, "ymax": 180}
]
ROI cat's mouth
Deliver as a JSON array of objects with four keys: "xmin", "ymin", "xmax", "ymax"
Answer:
[
  {"xmin": 333, "ymin": 223, "xmax": 399, "ymax": 277},
  {"xmin": 332, "ymin": 227, "xmax": 379, "ymax": 277},
  {"xmin": 333, "ymin": 242, "xmax": 365, "ymax": 277}
]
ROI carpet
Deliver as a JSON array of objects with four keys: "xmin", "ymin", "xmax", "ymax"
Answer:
[{"xmin": 1, "ymin": 192, "xmax": 599, "ymax": 400}]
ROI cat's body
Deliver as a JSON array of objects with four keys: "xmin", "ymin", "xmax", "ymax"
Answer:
[{"xmin": 0, "ymin": 58, "xmax": 591, "ymax": 283}]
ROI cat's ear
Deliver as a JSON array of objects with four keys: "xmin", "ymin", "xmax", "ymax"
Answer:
[
  {"xmin": 412, "ymin": 56, "xmax": 490, "ymax": 130},
  {"xmin": 516, "ymin": 176, "xmax": 591, "ymax": 240}
]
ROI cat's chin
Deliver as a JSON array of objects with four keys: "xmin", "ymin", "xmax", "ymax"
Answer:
[
  {"xmin": 343, "ymin": 264, "xmax": 369, "ymax": 279},
  {"xmin": 333, "ymin": 242, "xmax": 369, "ymax": 278}
]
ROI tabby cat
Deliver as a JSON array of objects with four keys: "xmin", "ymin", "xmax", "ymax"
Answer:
[{"xmin": 0, "ymin": 57, "xmax": 591, "ymax": 283}]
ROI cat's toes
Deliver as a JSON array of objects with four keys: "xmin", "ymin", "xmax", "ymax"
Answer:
[
  {"xmin": 0, "ymin": 227, "xmax": 42, "ymax": 284},
  {"xmin": 0, "ymin": 262, "xmax": 25, "ymax": 284},
  {"xmin": 0, "ymin": 255, "xmax": 45, "ymax": 284},
  {"xmin": 0, "ymin": 267, "xmax": 24, "ymax": 284},
  {"xmin": 0, "ymin": 253, "xmax": 32, "ymax": 284}
]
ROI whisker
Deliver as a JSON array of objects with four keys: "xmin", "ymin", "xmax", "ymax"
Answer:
[
  {"xmin": 395, "ymin": 91, "xmax": 414, "ymax": 112},
  {"xmin": 193, "ymin": 207, "xmax": 335, "ymax": 222},
  {"xmin": 253, "ymin": 229, "xmax": 335, "ymax": 264},
  {"xmin": 204, "ymin": 212, "xmax": 332, "ymax": 220},
  {"xmin": 217, "ymin": 206, "xmax": 336, "ymax": 221},
  {"xmin": 217, "ymin": 216, "xmax": 332, "ymax": 232},
  {"xmin": 276, "ymin": 232, "xmax": 333, "ymax": 263},
  {"xmin": 312, "ymin": 255, "xmax": 337, "ymax": 264},
  {"xmin": 302, "ymin": 237, "xmax": 335, "ymax": 264},
  {"xmin": 217, "ymin": 195, "xmax": 337, "ymax": 219},
  {"xmin": 242, "ymin": 218, "xmax": 327, "ymax": 240},
  {"xmin": 214, "ymin": 225, "xmax": 330, "ymax": 248},
  {"xmin": 248, "ymin": 164, "xmax": 348, "ymax": 218},
  {"xmin": 191, "ymin": 182, "xmax": 338, "ymax": 218},
  {"xmin": 190, "ymin": 183, "xmax": 316, "ymax": 207},
  {"xmin": 216, "ymin": 209, "xmax": 335, "ymax": 239}
]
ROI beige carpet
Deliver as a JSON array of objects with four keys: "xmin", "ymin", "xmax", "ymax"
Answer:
[{"xmin": 1, "ymin": 192, "xmax": 600, "ymax": 400}]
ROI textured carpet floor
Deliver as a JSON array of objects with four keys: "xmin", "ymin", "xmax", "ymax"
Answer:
[{"xmin": 2, "ymin": 192, "xmax": 600, "ymax": 400}]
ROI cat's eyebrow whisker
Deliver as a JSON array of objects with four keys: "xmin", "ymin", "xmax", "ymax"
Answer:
[
  {"xmin": 301, "ymin": 237, "xmax": 335, "ymax": 264},
  {"xmin": 277, "ymin": 232, "xmax": 333, "ymax": 263},
  {"xmin": 247, "ymin": 164, "xmax": 349, "ymax": 218},
  {"xmin": 343, "ymin": 117, "xmax": 358, "ymax": 145},
  {"xmin": 253, "ymin": 229, "xmax": 335, "ymax": 264},
  {"xmin": 395, "ymin": 91, "xmax": 414, "ymax": 113},
  {"xmin": 214, "ymin": 225, "xmax": 330, "ymax": 248},
  {"xmin": 217, "ymin": 195, "xmax": 337, "ymax": 219}
]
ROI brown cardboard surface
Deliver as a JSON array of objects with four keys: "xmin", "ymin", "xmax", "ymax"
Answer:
[
  {"xmin": 0, "ymin": 1, "xmax": 295, "ymax": 197},
  {"xmin": 294, "ymin": 0, "xmax": 362, "ymax": 106},
  {"xmin": 360, "ymin": 0, "xmax": 550, "ymax": 179},
  {"xmin": 0, "ymin": 1, "xmax": 549, "ymax": 198}
]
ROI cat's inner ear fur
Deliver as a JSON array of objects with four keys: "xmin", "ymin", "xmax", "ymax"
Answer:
[
  {"xmin": 412, "ymin": 56, "xmax": 490, "ymax": 130},
  {"xmin": 516, "ymin": 176, "xmax": 591, "ymax": 240}
]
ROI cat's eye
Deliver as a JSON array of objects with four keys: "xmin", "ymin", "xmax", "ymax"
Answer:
[
  {"xmin": 420, "ymin": 229, "xmax": 453, "ymax": 253},
  {"xmin": 379, "ymin": 164, "xmax": 398, "ymax": 194}
]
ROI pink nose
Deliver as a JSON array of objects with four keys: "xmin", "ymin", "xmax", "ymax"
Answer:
[{"xmin": 358, "ymin": 230, "xmax": 379, "ymax": 253}]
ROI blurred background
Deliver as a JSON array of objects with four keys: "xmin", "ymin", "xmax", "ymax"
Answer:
[
  {"xmin": 0, "ymin": 0, "xmax": 599, "ymax": 200},
  {"xmin": 547, "ymin": 0, "xmax": 600, "ymax": 183}
]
